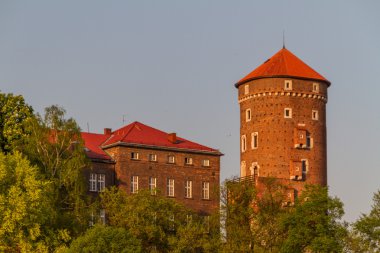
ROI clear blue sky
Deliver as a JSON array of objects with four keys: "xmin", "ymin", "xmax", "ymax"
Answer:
[{"xmin": 1, "ymin": 0, "xmax": 379, "ymax": 222}]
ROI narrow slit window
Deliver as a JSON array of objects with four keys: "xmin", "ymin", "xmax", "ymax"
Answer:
[
  {"xmin": 284, "ymin": 108, "xmax": 292, "ymax": 118},
  {"xmin": 241, "ymin": 135, "xmax": 247, "ymax": 152},
  {"xmin": 244, "ymin": 85, "xmax": 249, "ymax": 95},
  {"xmin": 312, "ymin": 110, "xmax": 319, "ymax": 120},
  {"xmin": 284, "ymin": 80, "xmax": 292, "ymax": 90},
  {"xmin": 251, "ymin": 132, "xmax": 258, "ymax": 149},
  {"xmin": 246, "ymin": 109, "xmax": 251, "ymax": 122}
]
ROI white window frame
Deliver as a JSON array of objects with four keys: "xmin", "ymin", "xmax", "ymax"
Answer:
[
  {"xmin": 99, "ymin": 209, "xmax": 106, "ymax": 224},
  {"xmin": 244, "ymin": 85, "xmax": 249, "ymax": 95},
  {"xmin": 284, "ymin": 80, "xmax": 292, "ymax": 90},
  {"xmin": 301, "ymin": 159, "xmax": 308, "ymax": 177},
  {"xmin": 313, "ymin": 83, "xmax": 319, "ymax": 92},
  {"xmin": 251, "ymin": 132, "xmax": 258, "ymax": 149},
  {"xmin": 185, "ymin": 180, "xmax": 193, "ymax": 198},
  {"xmin": 89, "ymin": 173, "xmax": 97, "ymax": 192},
  {"xmin": 202, "ymin": 159, "xmax": 210, "ymax": 167},
  {"xmin": 97, "ymin": 174, "xmax": 105, "ymax": 192},
  {"xmin": 167, "ymin": 178, "xmax": 175, "ymax": 197},
  {"xmin": 131, "ymin": 152, "xmax": 139, "ymax": 160},
  {"xmin": 90, "ymin": 173, "xmax": 105, "ymax": 192},
  {"xmin": 312, "ymin": 110, "xmax": 319, "ymax": 120},
  {"xmin": 131, "ymin": 176, "xmax": 139, "ymax": 194},
  {"xmin": 149, "ymin": 177, "xmax": 157, "ymax": 195},
  {"xmin": 284, "ymin": 108, "xmax": 292, "ymax": 118},
  {"xmin": 168, "ymin": 155, "xmax": 175, "ymax": 164},
  {"xmin": 241, "ymin": 135, "xmax": 247, "ymax": 152},
  {"xmin": 202, "ymin": 181, "xmax": 210, "ymax": 200},
  {"xmin": 184, "ymin": 157, "xmax": 193, "ymax": 165},
  {"xmin": 246, "ymin": 109, "xmax": 251, "ymax": 122},
  {"xmin": 149, "ymin": 153, "xmax": 157, "ymax": 161}
]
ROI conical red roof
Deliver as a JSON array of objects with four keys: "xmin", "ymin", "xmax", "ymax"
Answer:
[{"xmin": 235, "ymin": 48, "xmax": 330, "ymax": 87}]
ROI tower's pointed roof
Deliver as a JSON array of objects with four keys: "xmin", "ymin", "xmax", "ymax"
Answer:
[{"xmin": 235, "ymin": 48, "xmax": 330, "ymax": 87}]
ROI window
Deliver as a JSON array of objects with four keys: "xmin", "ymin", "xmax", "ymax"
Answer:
[
  {"xmin": 185, "ymin": 180, "xmax": 192, "ymax": 198},
  {"xmin": 184, "ymin": 157, "xmax": 193, "ymax": 165},
  {"xmin": 99, "ymin": 209, "xmax": 106, "ymax": 224},
  {"xmin": 167, "ymin": 178, "xmax": 175, "ymax": 197},
  {"xmin": 246, "ymin": 109, "xmax": 251, "ymax": 122},
  {"xmin": 312, "ymin": 110, "xmax": 319, "ymax": 120},
  {"xmin": 241, "ymin": 135, "xmax": 247, "ymax": 152},
  {"xmin": 284, "ymin": 80, "xmax": 292, "ymax": 90},
  {"xmin": 167, "ymin": 155, "xmax": 175, "ymax": 164},
  {"xmin": 244, "ymin": 85, "xmax": 249, "ymax": 95},
  {"xmin": 131, "ymin": 152, "xmax": 139, "ymax": 160},
  {"xmin": 202, "ymin": 182, "xmax": 210, "ymax": 200},
  {"xmin": 131, "ymin": 176, "xmax": 139, "ymax": 193},
  {"xmin": 202, "ymin": 159, "xmax": 210, "ymax": 167},
  {"xmin": 169, "ymin": 214, "xmax": 175, "ymax": 231},
  {"xmin": 284, "ymin": 108, "xmax": 292, "ymax": 118},
  {"xmin": 89, "ymin": 209, "xmax": 106, "ymax": 226},
  {"xmin": 251, "ymin": 132, "xmax": 258, "ymax": 149},
  {"xmin": 149, "ymin": 177, "xmax": 157, "ymax": 195},
  {"xmin": 186, "ymin": 214, "xmax": 192, "ymax": 225},
  {"xmin": 313, "ymin": 83, "xmax": 319, "ymax": 92},
  {"xmin": 149, "ymin": 154, "xmax": 157, "ymax": 161},
  {"xmin": 306, "ymin": 134, "xmax": 313, "ymax": 148},
  {"xmin": 301, "ymin": 159, "xmax": 308, "ymax": 176},
  {"xmin": 89, "ymin": 173, "xmax": 106, "ymax": 192}
]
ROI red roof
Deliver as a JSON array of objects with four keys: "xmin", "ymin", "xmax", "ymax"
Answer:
[
  {"xmin": 235, "ymin": 48, "xmax": 330, "ymax": 87},
  {"xmin": 81, "ymin": 132, "xmax": 112, "ymax": 161},
  {"xmin": 102, "ymin": 121, "xmax": 220, "ymax": 153},
  {"xmin": 81, "ymin": 121, "xmax": 221, "ymax": 160}
]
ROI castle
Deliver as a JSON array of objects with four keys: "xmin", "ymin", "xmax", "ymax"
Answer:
[{"xmin": 235, "ymin": 47, "xmax": 330, "ymax": 199}]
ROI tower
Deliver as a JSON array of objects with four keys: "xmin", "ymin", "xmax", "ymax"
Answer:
[{"xmin": 235, "ymin": 47, "xmax": 330, "ymax": 193}]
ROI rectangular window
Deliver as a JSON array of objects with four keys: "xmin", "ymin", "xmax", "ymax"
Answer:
[
  {"xmin": 149, "ymin": 154, "xmax": 157, "ymax": 161},
  {"xmin": 185, "ymin": 180, "xmax": 192, "ymax": 198},
  {"xmin": 169, "ymin": 214, "xmax": 175, "ymax": 231},
  {"xmin": 251, "ymin": 132, "xmax": 258, "ymax": 149},
  {"xmin": 312, "ymin": 110, "xmax": 319, "ymax": 120},
  {"xmin": 167, "ymin": 178, "xmax": 175, "ymax": 197},
  {"xmin": 89, "ymin": 173, "xmax": 97, "ymax": 192},
  {"xmin": 202, "ymin": 182, "xmax": 210, "ymax": 200},
  {"xmin": 284, "ymin": 108, "xmax": 292, "ymax": 118},
  {"xmin": 313, "ymin": 83, "xmax": 319, "ymax": 92},
  {"xmin": 99, "ymin": 209, "xmax": 106, "ymax": 224},
  {"xmin": 244, "ymin": 85, "xmax": 249, "ymax": 95},
  {"xmin": 202, "ymin": 159, "xmax": 210, "ymax": 167},
  {"xmin": 167, "ymin": 155, "xmax": 175, "ymax": 164},
  {"xmin": 301, "ymin": 159, "xmax": 308, "ymax": 176},
  {"xmin": 149, "ymin": 177, "xmax": 157, "ymax": 195},
  {"xmin": 131, "ymin": 152, "xmax": 139, "ymax": 160},
  {"xmin": 184, "ymin": 157, "xmax": 193, "ymax": 165},
  {"xmin": 97, "ymin": 174, "xmax": 105, "ymax": 192},
  {"xmin": 246, "ymin": 109, "xmax": 251, "ymax": 122},
  {"xmin": 241, "ymin": 135, "xmax": 247, "ymax": 152},
  {"xmin": 284, "ymin": 80, "xmax": 292, "ymax": 90},
  {"xmin": 186, "ymin": 214, "xmax": 192, "ymax": 225},
  {"xmin": 89, "ymin": 173, "xmax": 106, "ymax": 192},
  {"xmin": 131, "ymin": 176, "xmax": 139, "ymax": 194}
]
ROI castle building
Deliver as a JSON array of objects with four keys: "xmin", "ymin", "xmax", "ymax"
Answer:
[
  {"xmin": 235, "ymin": 47, "xmax": 330, "ymax": 197},
  {"xmin": 81, "ymin": 121, "xmax": 222, "ymax": 215}
]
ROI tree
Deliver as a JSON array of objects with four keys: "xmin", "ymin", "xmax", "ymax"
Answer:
[
  {"xmin": 21, "ymin": 105, "xmax": 90, "ymax": 237},
  {"xmin": 0, "ymin": 152, "xmax": 70, "ymax": 252},
  {"xmin": 66, "ymin": 225, "xmax": 142, "ymax": 253},
  {"xmin": 0, "ymin": 92, "xmax": 34, "ymax": 152},
  {"xmin": 351, "ymin": 190, "xmax": 380, "ymax": 252},
  {"xmin": 280, "ymin": 185, "xmax": 347, "ymax": 253}
]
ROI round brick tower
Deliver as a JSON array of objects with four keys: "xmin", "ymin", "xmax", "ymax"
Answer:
[{"xmin": 235, "ymin": 47, "xmax": 330, "ymax": 192}]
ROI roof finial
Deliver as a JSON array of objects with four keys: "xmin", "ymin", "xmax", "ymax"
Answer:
[{"xmin": 283, "ymin": 30, "xmax": 286, "ymax": 49}]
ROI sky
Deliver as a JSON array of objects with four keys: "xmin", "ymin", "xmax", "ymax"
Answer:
[{"xmin": 1, "ymin": 0, "xmax": 379, "ymax": 222}]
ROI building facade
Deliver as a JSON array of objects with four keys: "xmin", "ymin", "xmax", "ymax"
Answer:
[
  {"xmin": 81, "ymin": 121, "xmax": 222, "ymax": 215},
  {"xmin": 235, "ymin": 47, "xmax": 330, "ymax": 198}
]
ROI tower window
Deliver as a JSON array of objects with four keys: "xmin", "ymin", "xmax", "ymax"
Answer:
[
  {"xmin": 312, "ymin": 110, "xmax": 319, "ymax": 120},
  {"xmin": 246, "ymin": 109, "xmax": 251, "ymax": 122},
  {"xmin": 313, "ymin": 83, "xmax": 319, "ymax": 92},
  {"xmin": 241, "ymin": 135, "xmax": 247, "ymax": 152},
  {"xmin": 284, "ymin": 108, "xmax": 292, "ymax": 118},
  {"xmin": 251, "ymin": 132, "xmax": 258, "ymax": 149},
  {"xmin": 284, "ymin": 80, "xmax": 292, "ymax": 90},
  {"xmin": 244, "ymin": 85, "xmax": 249, "ymax": 95}
]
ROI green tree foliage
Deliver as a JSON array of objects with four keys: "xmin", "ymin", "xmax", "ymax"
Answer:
[
  {"xmin": 350, "ymin": 190, "xmax": 380, "ymax": 252},
  {"xmin": 281, "ymin": 185, "xmax": 347, "ymax": 253},
  {"xmin": 0, "ymin": 92, "xmax": 34, "ymax": 152},
  {"xmin": 101, "ymin": 188, "xmax": 217, "ymax": 252},
  {"xmin": 0, "ymin": 152, "xmax": 70, "ymax": 252},
  {"xmin": 66, "ymin": 225, "xmax": 142, "ymax": 253},
  {"xmin": 21, "ymin": 105, "xmax": 90, "ymax": 237}
]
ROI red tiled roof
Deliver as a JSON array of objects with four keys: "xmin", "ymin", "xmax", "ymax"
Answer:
[
  {"xmin": 102, "ymin": 121, "xmax": 220, "ymax": 153},
  {"xmin": 81, "ymin": 132, "xmax": 112, "ymax": 161},
  {"xmin": 235, "ymin": 48, "xmax": 330, "ymax": 87}
]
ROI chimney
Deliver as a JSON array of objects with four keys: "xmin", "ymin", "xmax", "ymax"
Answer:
[
  {"xmin": 168, "ymin": 133, "xmax": 177, "ymax": 143},
  {"xmin": 104, "ymin": 128, "xmax": 112, "ymax": 135}
]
